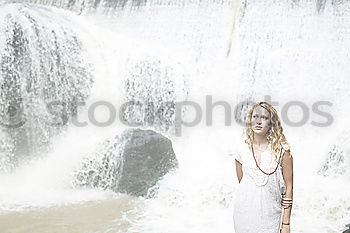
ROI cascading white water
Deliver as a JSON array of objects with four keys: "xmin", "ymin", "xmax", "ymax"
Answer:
[
  {"xmin": 0, "ymin": 0, "xmax": 350, "ymax": 233},
  {"xmin": 0, "ymin": 3, "xmax": 94, "ymax": 173}
]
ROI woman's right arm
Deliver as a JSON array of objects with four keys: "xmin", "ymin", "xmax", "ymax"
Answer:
[{"xmin": 235, "ymin": 160, "xmax": 243, "ymax": 183}]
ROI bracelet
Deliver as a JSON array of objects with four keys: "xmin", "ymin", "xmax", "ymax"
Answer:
[
  {"xmin": 282, "ymin": 222, "xmax": 290, "ymax": 225},
  {"xmin": 282, "ymin": 204, "xmax": 292, "ymax": 209},
  {"xmin": 281, "ymin": 197, "xmax": 293, "ymax": 209}
]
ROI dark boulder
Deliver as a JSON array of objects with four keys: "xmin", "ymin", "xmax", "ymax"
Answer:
[
  {"xmin": 343, "ymin": 223, "xmax": 350, "ymax": 233},
  {"xmin": 74, "ymin": 128, "xmax": 178, "ymax": 197}
]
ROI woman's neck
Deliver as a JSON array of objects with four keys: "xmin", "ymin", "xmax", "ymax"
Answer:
[{"xmin": 253, "ymin": 134, "xmax": 268, "ymax": 146}]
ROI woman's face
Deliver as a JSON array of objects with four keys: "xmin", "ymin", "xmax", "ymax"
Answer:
[{"xmin": 251, "ymin": 105, "xmax": 271, "ymax": 136}]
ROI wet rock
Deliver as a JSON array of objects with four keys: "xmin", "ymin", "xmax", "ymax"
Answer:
[
  {"xmin": 74, "ymin": 128, "xmax": 178, "ymax": 197},
  {"xmin": 343, "ymin": 223, "xmax": 350, "ymax": 233}
]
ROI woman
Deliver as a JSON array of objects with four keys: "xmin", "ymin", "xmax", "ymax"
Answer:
[{"xmin": 233, "ymin": 101, "xmax": 293, "ymax": 233}]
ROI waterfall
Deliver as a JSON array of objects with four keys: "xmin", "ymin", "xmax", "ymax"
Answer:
[
  {"xmin": 0, "ymin": 4, "xmax": 93, "ymax": 171},
  {"xmin": 0, "ymin": 0, "xmax": 349, "ymax": 232}
]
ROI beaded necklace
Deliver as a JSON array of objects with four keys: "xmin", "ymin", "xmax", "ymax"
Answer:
[{"xmin": 250, "ymin": 143, "xmax": 283, "ymax": 175}]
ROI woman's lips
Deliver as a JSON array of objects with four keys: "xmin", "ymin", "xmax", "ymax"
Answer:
[{"xmin": 255, "ymin": 126, "xmax": 262, "ymax": 129}]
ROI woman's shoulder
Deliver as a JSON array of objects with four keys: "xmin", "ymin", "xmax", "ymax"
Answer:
[
  {"xmin": 233, "ymin": 138, "xmax": 248, "ymax": 157},
  {"xmin": 280, "ymin": 143, "xmax": 292, "ymax": 156}
]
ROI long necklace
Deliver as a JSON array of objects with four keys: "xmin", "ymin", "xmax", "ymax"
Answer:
[{"xmin": 250, "ymin": 143, "xmax": 283, "ymax": 175}]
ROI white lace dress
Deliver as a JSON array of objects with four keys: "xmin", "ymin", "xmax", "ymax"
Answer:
[{"xmin": 233, "ymin": 140, "xmax": 286, "ymax": 233}]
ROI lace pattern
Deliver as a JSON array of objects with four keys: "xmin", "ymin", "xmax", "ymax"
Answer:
[
  {"xmin": 243, "ymin": 166, "xmax": 269, "ymax": 186},
  {"xmin": 233, "ymin": 143, "xmax": 286, "ymax": 233}
]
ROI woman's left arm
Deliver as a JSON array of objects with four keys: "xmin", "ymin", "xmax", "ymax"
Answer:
[{"xmin": 281, "ymin": 150, "xmax": 293, "ymax": 232}]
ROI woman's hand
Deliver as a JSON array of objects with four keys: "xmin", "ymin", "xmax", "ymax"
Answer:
[{"xmin": 280, "ymin": 225, "xmax": 290, "ymax": 233}]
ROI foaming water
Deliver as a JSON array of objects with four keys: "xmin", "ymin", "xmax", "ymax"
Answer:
[{"xmin": 0, "ymin": 0, "xmax": 350, "ymax": 233}]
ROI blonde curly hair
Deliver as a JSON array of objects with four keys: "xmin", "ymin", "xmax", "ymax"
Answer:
[{"xmin": 243, "ymin": 101, "xmax": 291, "ymax": 162}]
